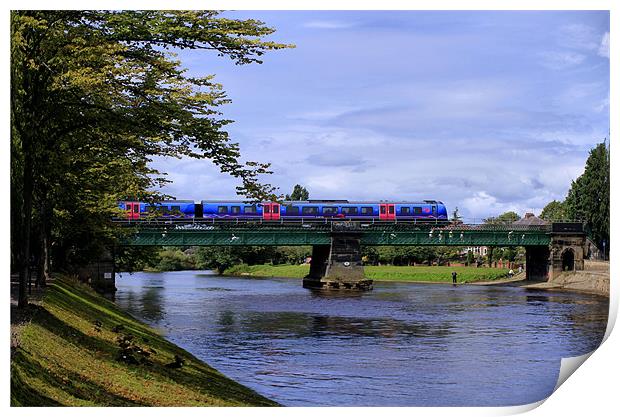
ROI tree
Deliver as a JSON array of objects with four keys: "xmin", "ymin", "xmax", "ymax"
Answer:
[
  {"xmin": 564, "ymin": 142, "xmax": 610, "ymax": 255},
  {"xmin": 466, "ymin": 250, "xmax": 474, "ymax": 266},
  {"xmin": 285, "ymin": 184, "xmax": 309, "ymax": 201},
  {"xmin": 11, "ymin": 11, "xmax": 292, "ymax": 307},
  {"xmin": 484, "ymin": 211, "xmax": 521, "ymax": 224},
  {"xmin": 194, "ymin": 247, "xmax": 241, "ymax": 274},
  {"xmin": 540, "ymin": 200, "xmax": 568, "ymax": 221}
]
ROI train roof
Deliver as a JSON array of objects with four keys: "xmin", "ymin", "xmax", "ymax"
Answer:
[
  {"xmin": 144, "ymin": 200, "xmax": 195, "ymax": 204},
  {"xmin": 199, "ymin": 200, "xmax": 444, "ymax": 205}
]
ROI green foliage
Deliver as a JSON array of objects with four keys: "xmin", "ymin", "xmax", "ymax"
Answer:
[
  {"xmin": 564, "ymin": 142, "xmax": 609, "ymax": 254},
  {"xmin": 486, "ymin": 246, "xmax": 522, "ymax": 263},
  {"xmin": 154, "ymin": 249, "xmax": 196, "ymax": 272},
  {"xmin": 540, "ymin": 200, "xmax": 568, "ymax": 221},
  {"xmin": 11, "ymin": 11, "xmax": 292, "ymax": 300},
  {"xmin": 466, "ymin": 250, "xmax": 474, "ymax": 266},
  {"xmin": 362, "ymin": 246, "xmax": 464, "ymax": 266},
  {"xmin": 285, "ymin": 184, "xmax": 309, "ymax": 201},
  {"xmin": 149, "ymin": 246, "xmax": 312, "ymax": 273},
  {"xmin": 193, "ymin": 247, "xmax": 242, "ymax": 274},
  {"xmin": 484, "ymin": 211, "xmax": 521, "ymax": 224},
  {"xmin": 116, "ymin": 247, "xmax": 161, "ymax": 272}
]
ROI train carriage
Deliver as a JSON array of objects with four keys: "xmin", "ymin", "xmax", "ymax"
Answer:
[
  {"xmin": 120, "ymin": 200, "xmax": 195, "ymax": 220},
  {"xmin": 119, "ymin": 199, "xmax": 448, "ymax": 222}
]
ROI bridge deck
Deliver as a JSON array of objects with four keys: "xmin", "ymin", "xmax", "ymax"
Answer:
[{"xmin": 114, "ymin": 219, "xmax": 555, "ymax": 247}]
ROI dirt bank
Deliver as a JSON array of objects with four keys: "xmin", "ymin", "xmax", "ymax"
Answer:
[{"xmin": 473, "ymin": 261, "xmax": 610, "ymax": 297}]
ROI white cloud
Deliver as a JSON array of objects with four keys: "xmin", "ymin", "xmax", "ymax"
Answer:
[
  {"xmin": 598, "ymin": 32, "xmax": 610, "ymax": 58},
  {"xmin": 539, "ymin": 51, "xmax": 586, "ymax": 70},
  {"xmin": 594, "ymin": 93, "xmax": 610, "ymax": 113},
  {"xmin": 558, "ymin": 24, "xmax": 600, "ymax": 52}
]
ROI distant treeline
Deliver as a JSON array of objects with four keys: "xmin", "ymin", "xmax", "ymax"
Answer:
[{"xmin": 138, "ymin": 245, "xmax": 525, "ymax": 274}]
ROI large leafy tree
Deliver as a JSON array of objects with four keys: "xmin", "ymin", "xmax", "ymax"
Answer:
[
  {"xmin": 540, "ymin": 200, "xmax": 568, "ymax": 221},
  {"xmin": 564, "ymin": 142, "xmax": 610, "ymax": 255},
  {"xmin": 11, "ymin": 11, "xmax": 292, "ymax": 307}
]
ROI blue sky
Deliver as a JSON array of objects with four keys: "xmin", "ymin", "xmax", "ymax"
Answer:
[{"xmin": 153, "ymin": 10, "xmax": 610, "ymax": 221}]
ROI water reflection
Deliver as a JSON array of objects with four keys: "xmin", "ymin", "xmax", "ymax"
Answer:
[{"xmin": 115, "ymin": 271, "xmax": 608, "ymax": 407}]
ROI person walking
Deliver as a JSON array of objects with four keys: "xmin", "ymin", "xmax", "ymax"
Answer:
[{"xmin": 452, "ymin": 271, "xmax": 457, "ymax": 286}]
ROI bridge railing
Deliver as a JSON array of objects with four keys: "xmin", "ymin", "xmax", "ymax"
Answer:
[{"xmin": 111, "ymin": 217, "xmax": 556, "ymax": 233}]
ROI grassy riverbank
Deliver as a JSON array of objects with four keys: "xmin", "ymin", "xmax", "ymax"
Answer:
[
  {"xmin": 10, "ymin": 276, "xmax": 277, "ymax": 406},
  {"xmin": 224, "ymin": 264, "xmax": 511, "ymax": 283}
]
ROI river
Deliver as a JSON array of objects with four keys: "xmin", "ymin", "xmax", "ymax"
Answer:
[{"xmin": 114, "ymin": 270, "xmax": 608, "ymax": 406}]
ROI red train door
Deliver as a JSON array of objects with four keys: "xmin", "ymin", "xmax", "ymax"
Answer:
[
  {"xmin": 271, "ymin": 203, "xmax": 280, "ymax": 220},
  {"xmin": 262, "ymin": 203, "xmax": 281, "ymax": 221},
  {"xmin": 379, "ymin": 204, "xmax": 396, "ymax": 221},
  {"xmin": 125, "ymin": 202, "xmax": 140, "ymax": 220}
]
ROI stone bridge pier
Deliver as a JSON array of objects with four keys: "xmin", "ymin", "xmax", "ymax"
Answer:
[{"xmin": 303, "ymin": 232, "xmax": 373, "ymax": 290}]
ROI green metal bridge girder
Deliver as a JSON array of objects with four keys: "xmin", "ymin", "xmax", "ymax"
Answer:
[
  {"xmin": 126, "ymin": 229, "xmax": 332, "ymax": 246},
  {"xmin": 120, "ymin": 225, "xmax": 551, "ymax": 247}
]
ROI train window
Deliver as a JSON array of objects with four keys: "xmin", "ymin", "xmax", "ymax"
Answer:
[
  {"xmin": 323, "ymin": 206, "xmax": 337, "ymax": 215},
  {"xmin": 413, "ymin": 207, "xmax": 422, "ymax": 214},
  {"xmin": 133, "ymin": 205, "xmax": 139, "ymax": 213},
  {"xmin": 432, "ymin": 206, "xmax": 437, "ymax": 215},
  {"xmin": 244, "ymin": 205, "xmax": 257, "ymax": 214},
  {"xmin": 264, "ymin": 205, "xmax": 271, "ymax": 213},
  {"xmin": 149, "ymin": 206, "xmax": 166, "ymax": 214},
  {"xmin": 380, "ymin": 206, "xmax": 386, "ymax": 214},
  {"xmin": 400, "ymin": 207, "xmax": 410, "ymax": 214},
  {"xmin": 286, "ymin": 206, "xmax": 300, "ymax": 215},
  {"xmin": 273, "ymin": 205, "xmax": 280, "ymax": 213},
  {"xmin": 231, "ymin": 206, "xmax": 241, "ymax": 214},
  {"xmin": 170, "ymin": 205, "xmax": 181, "ymax": 213},
  {"xmin": 388, "ymin": 206, "xmax": 395, "ymax": 214},
  {"xmin": 342, "ymin": 207, "xmax": 358, "ymax": 215},
  {"xmin": 361, "ymin": 206, "xmax": 373, "ymax": 215},
  {"xmin": 302, "ymin": 206, "xmax": 318, "ymax": 215},
  {"xmin": 218, "ymin": 206, "xmax": 228, "ymax": 214}
]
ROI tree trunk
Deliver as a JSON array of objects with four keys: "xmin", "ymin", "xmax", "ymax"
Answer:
[
  {"xmin": 18, "ymin": 150, "xmax": 33, "ymax": 308},
  {"xmin": 37, "ymin": 220, "xmax": 50, "ymax": 288}
]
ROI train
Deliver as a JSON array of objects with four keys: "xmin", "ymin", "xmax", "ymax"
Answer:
[{"xmin": 119, "ymin": 199, "xmax": 449, "ymax": 221}]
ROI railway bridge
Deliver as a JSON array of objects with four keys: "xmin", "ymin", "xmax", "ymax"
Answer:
[{"xmin": 88, "ymin": 219, "xmax": 589, "ymax": 292}]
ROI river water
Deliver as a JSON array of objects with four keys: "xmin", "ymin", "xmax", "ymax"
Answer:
[{"xmin": 115, "ymin": 270, "xmax": 608, "ymax": 407}]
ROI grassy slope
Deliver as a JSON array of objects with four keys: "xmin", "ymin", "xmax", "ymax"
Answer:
[
  {"xmin": 11, "ymin": 277, "xmax": 277, "ymax": 406},
  {"xmin": 224, "ymin": 264, "xmax": 509, "ymax": 283}
]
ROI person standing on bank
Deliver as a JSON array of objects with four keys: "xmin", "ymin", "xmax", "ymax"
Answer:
[{"xmin": 452, "ymin": 271, "xmax": 457, "ymax": 286}]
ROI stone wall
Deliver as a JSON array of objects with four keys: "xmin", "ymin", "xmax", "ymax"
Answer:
[
  {"xmin": 549, "ymin": 234, "xmax": 587, "ymax": 280},
  {"xmin": 76, "ymin": 260, "xmax": 116, "ymax": 294},
  {"xmin": 547, "ymin": 270, "xmax": 610, "ymax": 297}
]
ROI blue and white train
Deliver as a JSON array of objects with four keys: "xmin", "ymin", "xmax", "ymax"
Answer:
[{"xmin": 119, "ymin": 199, "xmax": 449, "ymax": 221}]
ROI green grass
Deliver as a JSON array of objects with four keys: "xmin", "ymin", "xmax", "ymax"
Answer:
[
  {"xmin": 365, "ymin": 266, "xmax": 509, "ymax": 283},
  {"xmin": 224, "ymin": 264, "xmax": 510, "ymax": 283},
  {"xmin": 11, "ymin": 276, "xmax": 277, "ymax": 407},
  {"xmin": 225, "ymin": 264, "xmax": 309, "ymax": 278}
]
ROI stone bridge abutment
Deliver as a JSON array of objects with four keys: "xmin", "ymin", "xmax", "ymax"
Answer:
[{"xmin": 526, "ymin": 225, "xmax": 588, "ymax": 282}]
